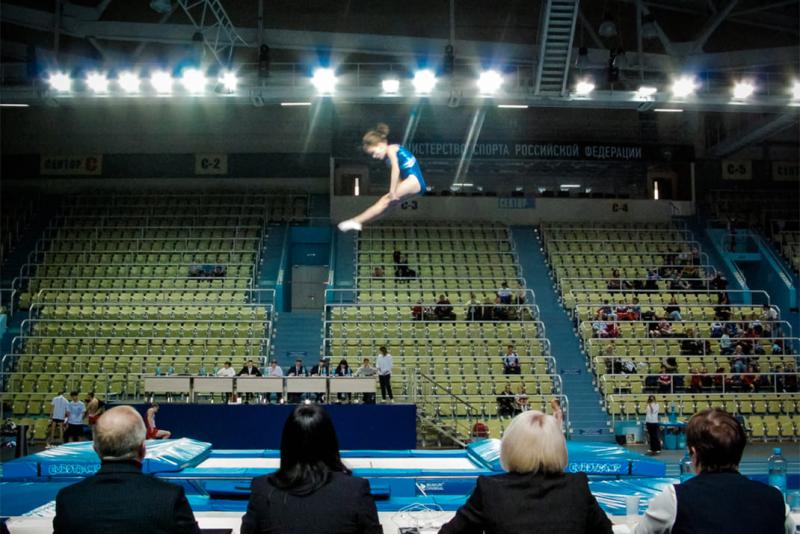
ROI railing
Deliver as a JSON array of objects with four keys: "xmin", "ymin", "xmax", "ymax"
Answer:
[
  {"xmin": 20, "ymin": 318, "xmax": 272, "ymax": 338},
  {"xmin": 49, "ymin": 214, "xmax": 267, "ymax": 227},
  {"xmin": 552, "ymin": 264, "xmax": 718, "ymax": 276},
  {"xmin": 18, "ymin": 261, "xmax": 255, "ymax": 278},
  {"xmin": 591, "ymin": 355, "xmax": 798, "ymax": 376},
  {"xmin": 577, "ymin": 319, "xmax": 793, "ymax": 339},
  {"xmin": 567, "ymin": 288, "xmax": 772, "ymax": 304},
  {"xmin": 325, "ymin": 317, "xmax": 546, "ymax": 337},
  {"xmin": 12, "ymin": 275, "xmax": 255, "ymax": 292},
  {"xmin": 28, "ymin": 249, "xmax": 259, "ymax": 268},
  {"xmin": 30, "ymin": 287, "xmax": 276, "ymax": 305},
  {"xmin": 573, "ymin": 301, "xmax": 777, "ymax": 317},
  {"xmin": 584, "ymin": 336, "xmax": 800, "ymax": 357},
  {"xmin": 323, "ymin": 337, "xmax": 553, "ymax": 357},
  {"xmin": 599, "ymin": 372, "xmax": 800, "ymax": 395},
  {"xmin": 0, "ymin": 288, "xmax": 15, "ymax": 318},
  {"xmin": 325, "ymin": 288, "xmax": 537, "ymax": 306},
  {"xmin": 560, "ymin": 276, "xmax": 720, "ymax": 292}
]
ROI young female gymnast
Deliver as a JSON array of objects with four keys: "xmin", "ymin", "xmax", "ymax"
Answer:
[{"xmin": 337, "ymin": 123, "xmax": 427, "ymax": 232}]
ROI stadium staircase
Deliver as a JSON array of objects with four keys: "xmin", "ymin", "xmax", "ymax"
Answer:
[
  {"xmin": 271, "ymin": 311, "xmax": 324, "ymax": 368},
  {"xmin": 510, "ymin": 225, "xmax": 613, "ymax": 441}
]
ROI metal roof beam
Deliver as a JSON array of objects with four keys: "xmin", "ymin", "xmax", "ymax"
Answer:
[
  {"xmin": 707, "ymin": 111, "xmax": 799, "ymax": 157},
  {"xmin": 689, "ymin": 0, "xmax": 738, "ymax": 54}
]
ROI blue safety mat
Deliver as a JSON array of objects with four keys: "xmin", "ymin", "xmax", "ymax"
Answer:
[
  {"xmin": 2, "ymin": 438, "xmax": 212, "ymax": 480},
  {"xmin": 468, "ymin": 439, "xmax": 666, "ymax": 477}
]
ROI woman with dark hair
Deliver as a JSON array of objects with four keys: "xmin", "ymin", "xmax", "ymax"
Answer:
[{"xmin": 241, "ymin": 405, "xmax": 382, "ymax": 534}]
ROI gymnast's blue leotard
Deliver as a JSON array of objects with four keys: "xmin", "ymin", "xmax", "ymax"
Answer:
[{"xmin": 392, "ymin": 145, "xmax": 426, "ymax": 195}]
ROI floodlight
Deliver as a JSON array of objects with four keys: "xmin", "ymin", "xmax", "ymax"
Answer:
[
  {"xmin": 791, "ymin": 81, "xmax": 800, "ymax": 100},
  {"xmin": 382, "ymin": 79, "xmax": 400, "ymax": 94},
  {"xmin": 732, "ymin": 81, "xmax": 754, "ymax": 100},
  {"xmin": 636, "ymin": 86, "xmax": 657, "ymax": 98},
  {"xmin": 671, "ymin": 76, "xmax": 696, "ymax": 98},
  {"xmin": 86, "ymin": 71, "xmax": 109, "ymax": 93},
  {"xmin": 477, "ymin": 70, "xmax": 503, "ymax": 95},
  {"xmin": 413, "ymin": 70, "xmax": 437, "ymax": 94},
  {"xmin": 311, "ymin": 68, "xmax": 336, "ymax": 94},
  {"xmin": 117, "ymin": 71, "xmax": 141, "ymax": 93},
  {"xmin": 47, "ymin": 72, "xmax": 72, "ymax": 92},
  {"xmin": 575, "ymin": 80, "xmax": 595, "ymax": 96},
  {"xmin": 181, "ymin": 68, "xmax": 206, "ymax": 94},
  {"xmin": 219, "ymin": 71, "xmax": 238, "ymax": 92},
  {"xmin": 150, "ymin": 70, "xmax": 173, "ymax": 94}
]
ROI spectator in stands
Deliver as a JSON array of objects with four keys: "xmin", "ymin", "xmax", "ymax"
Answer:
[
  {"xmin": 665, "ymin": 297, "xmax": 682, "ymax": 321},
  {"xmin": 771, "ymin": 341, "xmax": 784, "ymax": 355},
  {"xmin": 716, "ymin": 293, "xmax": 732, "ymax": 321},
  {"xmin": 629, "ymin": 297, "xmax": 641, "ymax": 320},
  {"xmin": 496, "ymin": 383, "xmax": 515, "ymax": 417},
  {"xmin": 710, "ymin": 321, "xmax": 723, "ymax": 338},
  {"xmin": 644, "ymin": 269, "xmax": 660, "ymax": 291},
  {"xmin": 411, "ymin": 299, "xmax": 424, "ymax": 321},
  {"xmin": 710, "ymin": 272, "xmax": 729, "ymax": 293},
  {"xmin": 188, "ymin": 264, "xmax": 202, "ymax": 278},
  {"xmin": 502, "ymin": 345, "xmax": 521, "ymax": 375},
  {"xmin": 241, "ymin": 405, "xmax": 381, "ymax": 534},
  {"xmin": 634, "ymin": 408, "xmax": 794, "ymax": 534},
  {"xmin": 493, "ymin": 296, "xmax": 508, "ymax": 320},
  {"xmin": 700, "ymin": 366, "xmax": 713, "ymax": 390},
  {"xmin": 784, "ymin": 363, "xmax": 798, "ymax": 392},
  {"xmin": 607, "ymin": 268, "xmax": 622, "ymax": 290},
  {"xmin": 212, "ymin": 265, "xmax": 226, "ymax": 278},
  {"xmin": 145, "ymin": 403, "xmax": 171, "ymax": 440},
  {"xmin": 497, "ymin": 281, "xmax": 512, "ymax": 305},
  {"xmin": 372, "ymin": 265, "xmax": 385, "ymax": 278},
  {"xmin": 713, "ymin": 367, "xmax": 727, "ymax": 391},
  {"xmin": 596, "ymin": 300, "xmax": 615, "ymax": 321},
  {"xmin": 64, "ymin": 391, "xmax": 86, "ymax": 443},
  {"xmin": 435, "ymin": 294, "xmax": 455, "ymax": 320},
  {"xmin": 720, "ymin": 332, "xmax": 733, "ymax": 355},
  {"xmin": 668, "ymin": 273, "xmax": 690, "ymax": 291},
  {"xmin": 439, "ymin": 410, "xmax": 613, "ymax": 534},
  {"xmin": 514, "ymin": 385, "xmax": 529, "ymax": 414},
  {"xmin": 397, "ymin": 254, "xmax": 416, "ymax": 280},
  {"xmin": 465, "ymin": 293, "xmax": 482, "ymax": 321},
  {"xmin": 645, "ymin": 395, "xmax": 661, "ymax": 455},
  {"xmin": 731, "ymin": 345, "xmax": 747, "ymax": 373},
  {"xmin": 287, "ymin": 359, "xmax": 308, "ymax": 403},
  {"xmin": 662, "ymin": 356, "xmax": 678, "ymax": 374},
  {"xmin": 480, "ymin": 297, "xmax": 495, "ymax": 321},
  {"xmin": 53, "ymin": 406, "xmax": 199, "ymax": 534},
  {"xmin": 47, "ymin": 390, "xmax": 68, "ymax": 448},
  {"xmin": 657, "ymin": 366, "xmax": 672, "ymax": 394},
  {"xmin": 355, "ymin": 358, "xmax": 377, "ymax": 404},
  {"xmin": 689, "ymin": 368, "xmax": 703, "ymax": 393},
  {"xmin": 375, "ymin": 346, "xmax": 393, "ymax": 403},
  {"xmin": 392, "ymin": 249, "xmax": 402, "ymax": 268},
  {"xmin": 267, "ymin": 360, "xmax": 283, "ymax": 404}
]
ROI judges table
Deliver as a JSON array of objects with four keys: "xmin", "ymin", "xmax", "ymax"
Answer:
[
  {"xmin": 144, "ymin": 375, "xmax": 377, "ymax": 400},
  {"xmin": 4, "ymin": 510, "xmax": 656, "ymax": 533}
]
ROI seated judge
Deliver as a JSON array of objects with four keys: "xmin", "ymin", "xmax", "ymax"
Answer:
[
  {"xmin": 53, "ymin": 406, "xmax": 199, "ymax": 534},
  {"xmin": 439, "ymin": 410, "xmax": 612, "ymax": 534},
  {"xmin": 634, "ymin": 408, "xmax": 794, "ymax": 534},
  {"xmin": 241, "ymin": 404, "xmax": 382, "ymax": 534}
]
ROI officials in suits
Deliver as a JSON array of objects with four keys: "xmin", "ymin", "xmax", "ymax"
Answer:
[
  {"xmin": 53, "ymin": 405, "xmax": 199, "ymax": 534},
  {"xmin": 238, "ymin": 360, "xmax": 263, "ymax": 403},
  {"xmin": 438, "ymin": 410, "xmax": 612, "ymax": 534},
  {"xmin": 241, "ymin": 404, "xmax": 382, "ymax": 534},
  {"xmin": 634, "ymin": 408, "xmax": 795, "ymax": 534},
  {"xmin": 286, "ymin": 359, "xmax": 308, "ymax": 403}
]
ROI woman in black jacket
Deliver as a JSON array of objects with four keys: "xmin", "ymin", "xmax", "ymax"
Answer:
[
  {"xmin": 439, "ymin": 410, "xmax": 612, "ymax": 534},
  {"xmin": 241, "ymin": 405, "xmax": 382, "ymax": 534}
]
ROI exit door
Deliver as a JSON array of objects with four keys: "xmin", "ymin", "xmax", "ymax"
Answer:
[{"xmin": 290, "ymin": 265, "xmax": 328, "ymax": 310}]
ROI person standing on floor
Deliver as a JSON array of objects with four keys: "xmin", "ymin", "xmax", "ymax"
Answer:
[
  {"xmin": 375, "ymin": 346, "xmax": 393, "ymax": 403},
  {"xmin": 645, "ymin": 395, "xmax": 661, "ymax": 455}
]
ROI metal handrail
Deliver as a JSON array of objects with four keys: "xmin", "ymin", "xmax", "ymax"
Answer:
[
  {"xmin": 28, "ymin": 249, "xmax": 259, "ymax": 267},
  {"xmin": 577, "ymin": 319, "xmax": 793, "ymax": 338},
  {"xmin": 591, "ymin": 354, "xmax": 798, "ymax": 374},
  {"xmin": 542, "ymin": 227, "xmax": 691, "ymax": 235},
  {"xmin": 567, "ymin": 288, "xmax": 771, "ymax": 303},
  {"xmin": 323, "ymin": 336, "xmax": 552, "ymax": 356},
  {"xmin": 552, "ymin": 263, "xmax": 717, "ymax": 273},
  {"xmin": 584, "ymin": 336, "xmax": 800, "ymax": 356},
  {"xmin": 13, "ymin": 275, "xmax": 254, "ymax": 291},
  {"xmin": 600, "ymin": 372, "xmax": 800, "ymax": 395}
]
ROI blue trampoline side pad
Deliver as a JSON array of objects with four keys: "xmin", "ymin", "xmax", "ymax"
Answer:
[{"xmin": 2, "ymin": 438, "xmax": 212, "ymax": 480}]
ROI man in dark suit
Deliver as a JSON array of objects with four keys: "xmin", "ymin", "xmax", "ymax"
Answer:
[
  {"xmin": 238, "ymin": 360, "xmax": 263, "ymax": 403},
  {"xmin": 286, "ymin": 358, "xmax": 308, "ymax": 403},
  {"xmin": 53, "ymin": 405, "xmax": 199, "ymax": 534}
]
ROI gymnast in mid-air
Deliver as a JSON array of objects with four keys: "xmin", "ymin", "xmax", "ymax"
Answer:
[{"xmin": 337, "ymin": 123, "xmax": 426, "ymax": 232}]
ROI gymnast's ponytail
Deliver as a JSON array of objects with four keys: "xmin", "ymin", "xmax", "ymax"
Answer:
[{"xmin": 362, "ymin": 123, "xmax": 390, "ymax": 148}]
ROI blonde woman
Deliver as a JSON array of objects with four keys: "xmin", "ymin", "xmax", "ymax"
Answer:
[
  {"xmin": 439, "ymin": 411, "xmax": 612, "ymax": 534},
  {"xmin": 338, "ymin": 123, "xmax": 426, "ymax": 232}
]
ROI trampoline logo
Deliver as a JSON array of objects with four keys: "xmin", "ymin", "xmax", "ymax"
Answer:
[
  {"xmin": 566, "ymin": 462, "xmax": 625, "ymax": 475},
  {"xmin": 46, "ymin": 463, "xmax": 100, "ymax": 476}
]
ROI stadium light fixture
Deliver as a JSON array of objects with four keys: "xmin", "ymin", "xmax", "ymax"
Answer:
[
  {"xmin": 0, "ymin": 103, "xmax": 29, "ymax": 107},
  {"xmin": 382, "ymin": 78, "xmax": 400, "ymax": 94},
  {"xmin": 792, "ymin": 81, "xmax": 800, "ymax": 100},
  {"xmin": 413, "ymin": 70, "xmax": 437, "ymax": 94},
  {"xmin": 654, "ymin": 108, "xmax": 683, "ymax": 113},
  {"xmin": 574, "ymin": 80, "xmax": 595, "ymax": 96},
  {"xmin": 497, "ymin": 104, "xmax": 528, "ymax": 109},
  {"xmin": 311, "ymin": 68, "xmax": 336, "ymax": 94},
  {"xmin": 117, "ymin": 71, "xmax": 141, "ymax": 94},
  {"xmin": 219, "ymin": 71, "xmax": 238, "ymax": 93},
  {"xmin": 181, "ymin": 68, "xmax": 207, "ymax": 94},
  {"xmin": 671, "ymin": 76, "xmax": 696, "ymax": 98},
  {"xmin": 636, "ymin": 86, "xmax": 657, "ymax": 99},
  {"xmin": 150, "ymin": 70, "xmax": 173, "ymax": 94},
  {"xmin": 86, "ymin": 71, "xmax": 110, "ymax": 94},
  {"xmin": 280, "ymin": 102, "xmax": 312, "ymax": 107},
  {"xmin": 732, "ymin": 81, "xmax": 754, "ymax": 100},
  {"xmin": 560, "ymin": 184, "xmax": 581, "ymax": 189},
  {"xmin": 47, "ymin": 72, "xmax": 72, "ymax": 92},
  {"xmin": 477, "ymin": 70, "xmax": 503, "ymax": 95}
]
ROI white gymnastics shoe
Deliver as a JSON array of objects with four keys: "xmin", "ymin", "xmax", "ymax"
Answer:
[{"xmin": 337, "ymin": 220, "xmax": 363, "ymax": 232}]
